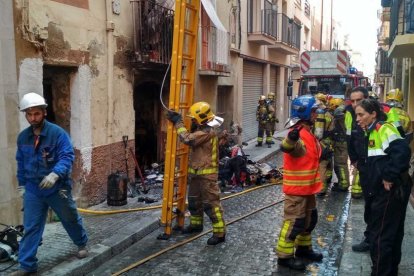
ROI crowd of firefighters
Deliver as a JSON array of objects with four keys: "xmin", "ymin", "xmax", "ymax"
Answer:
[
  {"xmin": 12, "ymin": 84, "xmax": 412, "ymax": 275},
  {"xmin": 274, "ymin": 87, "xmax": 413, "ymax": 274}
]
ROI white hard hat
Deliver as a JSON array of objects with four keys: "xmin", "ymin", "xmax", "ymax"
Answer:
[{"xmin": 19, "ymin": 93, "xmax": 48, "ymax": 112}]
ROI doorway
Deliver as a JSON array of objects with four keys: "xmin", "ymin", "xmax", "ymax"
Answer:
[
  {"xmin": 43, "ymin": 65, "xmax": 76, "ymax": 134},
  {"xmin": 133, "ymin": 81, "xmax": 161, "ymax": 169}
]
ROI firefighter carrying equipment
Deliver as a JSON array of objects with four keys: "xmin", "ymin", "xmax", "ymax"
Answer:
[
  {"xmin": 187, "ymin": 102, "xmax": 223, "ymax": 127},
  {"xmin": 169, "ymin": 117, "xmax": 226, "ymax": 238},
  {"xmin": 19, "ymin": 93, "xmax": 48, "ymax": 112},
  {"xmin": 267, "ymin": 92, "xmax": 275, "ymax": 100}
]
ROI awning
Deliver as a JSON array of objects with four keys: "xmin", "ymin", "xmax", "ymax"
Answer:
[{"xmin": 201, "ymin": 0, "xmax": 227, "ymax": 32}]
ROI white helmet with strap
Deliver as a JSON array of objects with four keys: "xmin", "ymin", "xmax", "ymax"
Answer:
[{"xmin": 19, "ymin": 93, "xmax": 48, "ymax": 112}]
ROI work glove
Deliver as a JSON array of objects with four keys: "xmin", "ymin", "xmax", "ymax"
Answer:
[
  {"xmin": 288, "ymin": 128, "xmax": 300, "ymax": 142},
  {"xmin": 166, "ymin": 111, "xmax": 182, "ymax": 124},
  {"xmin": 17, "ymin": 186, "xmax": 25, "ymax": 198},
  {"xmin": 39, "ymin": 172, "xmax": 59, "ymax": 189}
]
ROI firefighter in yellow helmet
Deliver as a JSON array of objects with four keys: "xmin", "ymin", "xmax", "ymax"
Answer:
[
  {"xmin": 266, "ymin": 92, "xmax": 279, "ymax": 140},
  {"xmin": 256, "ymin": 95, "xmax": 273, "ymax": 148},
  {"xmin": 386, "ymin": 89, "xmax": 413, "ymax": 144},
  {"xmin": 313, "ymin": 94, "xmax": 334, "ymax": 196},
  {"xmin": 327, "ymin": 98, "xmax": 350, "ymax": 192},
  {"xmin": 166, "ymin": 102, "xmax": 226, "ymax": 245}
]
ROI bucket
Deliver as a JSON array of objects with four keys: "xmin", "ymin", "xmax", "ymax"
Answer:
[{"xmin": 107, "ymin": 171, "xmax": 128, "ymax": 206}]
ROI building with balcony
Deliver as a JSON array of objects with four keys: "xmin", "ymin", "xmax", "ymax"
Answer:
[{"xmin": 379, "ymin": 0, "xmax": 414, "ymax": 204}]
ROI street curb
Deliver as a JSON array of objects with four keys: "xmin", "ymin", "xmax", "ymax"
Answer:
[{"xmin": 44, "ymin": 212, "xmax": 160, "ymax": 276}]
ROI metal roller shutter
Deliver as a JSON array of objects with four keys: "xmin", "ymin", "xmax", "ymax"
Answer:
[{"xmin": 242, "ymin": 61, "xmax": 263, "ymax": 141}]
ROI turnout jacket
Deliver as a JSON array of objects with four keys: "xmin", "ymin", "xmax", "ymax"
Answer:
[
  {"xmin": 281, "ymin": 124, "xmax": 322, "ymax": 196},
  {"xmin": 16, "ymin": 120, "xmax": 75, "ymax": 197},
  {"xmin": 364, "ymin": 121, "xmax": 411, "ymax": 196},
  {"xmin": 174, "ymin": 121, "xmax": 219, "ymax": 178}
]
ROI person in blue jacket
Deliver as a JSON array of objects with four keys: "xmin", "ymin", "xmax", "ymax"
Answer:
[{"xmin": 11, "ymin": 93, "xmax": 88, "ymax": 276}]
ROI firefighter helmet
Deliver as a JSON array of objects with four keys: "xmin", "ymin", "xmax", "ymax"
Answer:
[
  {"xmin": 267, "ymin": 92, "xmax": 275, "ymax": 100},
  {"xmin": 386, "ymin": 89, "xmax": 403, "ymax": 103},
  {"xmin": 328, "ymin": 98, "xmax": 344, "ymax": 110},
  {"xmin": 187, "ymin": 102, "xmax": 223, "ymax": 127},
  {"xmin": 284, "ymin": 95, "xmax": 317, "ymax": 128},
  {"xmin": 315, "ymin": 93, "xmax": 328, "ymax": 103},
  {"xmin": 19, "ymin": 93, "xmax": 48, "ymax": 112},
  {"xmin": 368, "ymin": 91, "xmax": 379, "ymax": 100},
  {"xmin": 259, "ymin": 95, "xmax": 266, "ymax": 101}
]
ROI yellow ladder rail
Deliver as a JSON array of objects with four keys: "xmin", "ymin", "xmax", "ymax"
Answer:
[{"xmin": 158, "ymin": 0, "xmax": 200, "ymax": 239}]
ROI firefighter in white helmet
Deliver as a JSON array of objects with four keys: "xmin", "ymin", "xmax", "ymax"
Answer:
[
  {"xmin": 12, "ymin": 93, "xmax": 88, "ymax": 275},
  {"xmin": 166, "ymin": 102, "xmax": 226, "ymax": 245}
]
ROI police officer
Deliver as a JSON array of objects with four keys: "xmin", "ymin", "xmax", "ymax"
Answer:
[
  {"xmin": 166, "ymin": 102, "xmax": 226, "ymax": 245},
  {"xmin": 355, "ymin": 99, "xmax": 411, "ymax": 275},
  {"xmin": 256, "ymin": 95, "xmax": 273, "ymax": 148},
  {"xmin": 276, "ymin": 95, "xmax": 323, "ymax": 271}
]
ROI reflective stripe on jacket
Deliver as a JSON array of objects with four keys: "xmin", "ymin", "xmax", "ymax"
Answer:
[
  {"xmin": 364, "ymin": 121, "xmax": 411, "ymax": 196},
  {"xmin": 283, "ymin": 127, "xmax": 322, "ymax": 195},
  {"xmin": 175, "ymin": 121, "xmax": 218, "ymax": 175}
]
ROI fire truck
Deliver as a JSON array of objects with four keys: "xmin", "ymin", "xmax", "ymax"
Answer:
[{"xmin": 298, "ymin": 50, "xmax": 370, "ymax": 99}]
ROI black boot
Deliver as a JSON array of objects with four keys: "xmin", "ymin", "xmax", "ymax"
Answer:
[
  {"xmin": 267, "ymin": 144, "xmax": 271, "ymax": 148},
  {"xmin": 295, "ymin": 248, "xmax": 323, "ymax": 262},
  {"xmin": 352, "ymin": 239, "xmax": 369, "ymax": 252},
  {"xmin": 207, "ymin": 235, "xmax": 225, "ymax": 245},
  {"xmin": 255, "ymin": 143, "xmax": 262, "ymax": 147},
  {"xmin": 181, "ymin": 225, "xmax": 203, "ymax": 234},
  {"xmin": 277, "ymin": 257, "xmax": 306, "ymax": 271}
]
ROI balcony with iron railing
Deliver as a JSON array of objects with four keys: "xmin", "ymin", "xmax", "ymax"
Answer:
[
  {"xmin": 268, "ymin": 13, "xmax": 301, "ymax": 55},
  {"xmin": 247, "ymin": 9, "xmax": 278, "ymax": 45},
  {"xmin": 377, "ymin": 48, "xmax": 393, "ymax": 75},
  {"xmin": 199, "ymin": 25, "xmax": 230, "ymax": 76},
  {"xmin": 130, "ymin": 0, "xmax": 174, "ymax": 66},
  {"xmin": 388, "ymin": 0, "xmax": 414, "ymax": 58}
]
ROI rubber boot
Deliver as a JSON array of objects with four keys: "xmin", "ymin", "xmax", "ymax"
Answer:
[
  {"xmin": 207, "ymin": 235, "xmax": 225, "ymax": 245},
  {"xmin": 182, "ymin": 225, "xmax": 203, "ymax": 234},
  {"xmin": 277, "ymin": 257, "xmax": 306, "ymax": 271},
  {"xmin": 295, "ymin": 247, "xmax": 323, "ymax": 262}
]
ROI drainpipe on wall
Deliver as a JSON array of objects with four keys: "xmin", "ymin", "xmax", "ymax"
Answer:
[{"xmin": 105, "ymin": 0, "xmax": 115, "ymax": 146}]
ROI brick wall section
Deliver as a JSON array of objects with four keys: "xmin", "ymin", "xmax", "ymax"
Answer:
[{"xmin": 72, "ymin": 140, "xmax": 136, "ymax": 207}]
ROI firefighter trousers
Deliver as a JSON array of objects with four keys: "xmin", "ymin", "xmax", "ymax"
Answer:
[
  {"xmin": 351, "ymin": 168, "xmax": 363, "ymax": 196},
  {"xmin": 276, "ymin": 195, "xmax": 318, "ymax": 258},
  {"xmin": 333, "ymin": 141, "xmax": 350, "ymax": 189},
  {"xmin": 257, "ymin": 123, "xmax": 272, "ymax": 145},
  {"xmin": 319, "ymin": 158, "xmax": 333, "ymax": 192},
  {"xmin": 187, "ymin": 175, "xmax": 226, "ymax": 237},
  {"xmin": 369, "ymin": 180, "xmax": 412, "ymax": 276}
]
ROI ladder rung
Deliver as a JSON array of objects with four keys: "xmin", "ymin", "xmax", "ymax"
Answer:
[
  {"xmin": 184, "ymin": 3, "xmax": 197, "ymax": 12},
  {"xmin": 179, "ymin": 104, "xmax": 190, "ymax": 109},
  {"xmin": 183, "ymin": 55, "xmax": 194, "ymax": 61},
  {"xmin": 181, "ymin": 80, "xmax": 192, "ymax": 85},
  {"xmin": 184, "ymin": 30, "xmax": 196, "ymax": 37}
]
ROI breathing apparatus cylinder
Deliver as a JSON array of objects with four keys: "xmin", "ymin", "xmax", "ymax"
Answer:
[{"xmin": 313, "ymin": 108, "xmax": 326, "ymax": 140}]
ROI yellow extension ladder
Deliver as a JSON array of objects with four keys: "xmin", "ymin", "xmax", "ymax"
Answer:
[{"xmin": 158, "ymin": 0, "xmax": 200, "ymax": 239}]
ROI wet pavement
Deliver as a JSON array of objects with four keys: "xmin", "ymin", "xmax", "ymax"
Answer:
[{"xmin": 2, "ymin": 128, "xmax": 414, "ymax": 275}]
